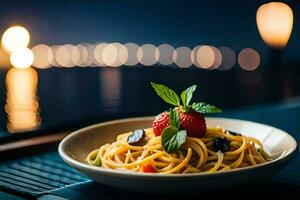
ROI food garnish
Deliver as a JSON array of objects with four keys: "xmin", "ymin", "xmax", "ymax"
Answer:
[
  {"xmin": 151, "ymin": 82, "xmax": 221, "ymax": 153},
  {"xmin": 213, "ymin": 137, "xmax": 230, "ymax": 152},
  {"xmin": 127, "ymin": 129, "xmax": 146, "ymax": 146},
  {"xmin": 142, "ymin": 162, "xmax": 157, "ymax": 173}
]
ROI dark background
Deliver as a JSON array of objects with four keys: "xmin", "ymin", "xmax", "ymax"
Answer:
[{"xmin": 0, "ymin": 0, "xmax": 299, "ymax": 137}]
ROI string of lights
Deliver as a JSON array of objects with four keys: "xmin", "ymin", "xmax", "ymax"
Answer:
[{"xmin": 1, "ymin": 26, "xmax": 261, "ymax": 71}]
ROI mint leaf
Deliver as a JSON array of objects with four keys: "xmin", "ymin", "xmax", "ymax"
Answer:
[
  {"xmin": 191, "ymin": 102, "xmax": 222, "ymax": 114},
  {"xmin": 151, "ymin": 82, "xmax": 180, "ymax": 106},
  {"xmin": 181, "ymin": 85, "xmax": 197, "ymax": 108},
  {"xmin": 169, "ymin": 109, "xmax": 180, "ymax": 129},
  {"xmin": 161, "ymin": 128, "xmax": 187, "ymax": 153}
]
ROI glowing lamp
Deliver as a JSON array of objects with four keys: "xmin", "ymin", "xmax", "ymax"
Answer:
[
  {"xmin": 10, "ymin": 47, "xmax": 34, "ymax": 69},
  {"xmin": 256, "ymin": 2, "xmax": 293, "ymax": 49},
  {"xmin": 1, "ymin": 26, "xmax": 30, "ymax": 53}
]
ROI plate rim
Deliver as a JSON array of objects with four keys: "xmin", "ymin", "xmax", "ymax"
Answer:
[{"xmin": 58, "ymin": 116, "xmax": 298, "ymax": 178}]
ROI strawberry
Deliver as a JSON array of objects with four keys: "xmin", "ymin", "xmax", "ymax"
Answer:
[
  {"xmin": 152, "ymin": 112, "xmax": 170, "ymax": 136},
  {"xmin": 179, "ymin": 109, "xmax": 206, "ymax": 137},
  {"xmin": 150, "ymin": 82, "xmax": 221, "ymax": 152},
  {"xmin": 152, "ymin": 109, "xmax": 206, "ymax": 137}
]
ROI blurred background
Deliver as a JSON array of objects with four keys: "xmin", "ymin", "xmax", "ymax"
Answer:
[{"xmin": 0, "ymin": 0, "xmax": 298, "ymax": 138}]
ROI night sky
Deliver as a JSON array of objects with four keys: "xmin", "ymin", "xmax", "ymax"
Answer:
[{"xmin": 0, "ymin": 0, "xmax": 298, "ymax": 65}]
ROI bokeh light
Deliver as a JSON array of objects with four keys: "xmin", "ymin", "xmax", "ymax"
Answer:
[
  {"xmin": 256, "ymin": 2, "xmax": 293, "ymax": 49},
  {"xmin": 94, "ymin": 43, "xmax": 108, "ymax": 66},
  {"xmin": 75, "ymin": 44, "xmax": 87, "ymax": 67},
  {"xmin": 173, "ymin": 47, "xmax": 192, "ymax": 68},
  {"xmin": 70, "ymin": 45, "xmax": 80, "ymax": 66},
  {"xmin": 218, "ymin": 47, "xmax": 236, "ymax": 71},
  {"xmin": 1, "ymin": 26, "xmax": 30, "ymax": 53},
  {"xmin": 118, "ymin": 44, "xmax": 129, "ymax": 66},
  {"xmin": 102, "ymin": 43, "xmax": 127, "ymax": 67},
  {"xmin": 238, "ymin": 48, "xmax": 260, "ymax": 71},
  {"xmin": 194, "ymin": 45, "xmax": 215, "ymax": 69},
  {"xmin": 158, "ymin": 44, "xmax": 175, "ymax": 65},
  {"xmin": 28, "ymin": 42, "xmax": 241, "ymax": 70},
  {"xmin": 50, "ymin": 45, "xmax": 59, "ymax": 66},
  {"xmin": 10, "ymin": 47, "xmax": 34, "ymax": 69},
  {"xmin": 124, "ymin": 43, "xmax": 139, "ymax": 66},
  {"xmin": 31, "ymin": 44, "xmax": 53, "ymax": 69},
  {"xmin": 78, "ymin": 43, "xmax": 95, "ymax": 67},
  {"xmin": 54, "ymin": 45, "xmax": 73, "ymax": 67},
  {"xmin": 137, "ymin": 44, "xmax": 159, "ymax": 66},
  {"xmin": 210, "ymin": 46, "xmax": 222, "ymax": 70},
  {"xmin": 5, "ymin": 67, "xmax": 40, "ymax": 133},
  {"xmin": 102, "ymin": 43, "xmax": 118, "ymax": 66},
  {"xmin": 190, "ymin": 45, "xmax": 200, "ymax": 67}
]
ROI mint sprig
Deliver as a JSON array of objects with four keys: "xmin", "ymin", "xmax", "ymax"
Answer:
[
  {"xmin": 180, "ymin": 85, "xmax": 196, "ymax": 111},
  {"xmin": 161, "ymin": 109, "xmax": 186, "ymax": 153},
  {"xmin": 152, "ymin": 82, "xmax": 222, "ymax": 153},
  {"xmin": 151, "ymin": 82, "xmax": 222, "ymax": 114},
  {"xmin": 191, "ymin": 102, "xmax": 222, "ymax": 114},
  {"xmin": 151, "ymin": 82, "xmax": 180, "ymax": 106},
  {"xmin": 169, "ymin": 108, "xmax": 180, "ymax": 128}
]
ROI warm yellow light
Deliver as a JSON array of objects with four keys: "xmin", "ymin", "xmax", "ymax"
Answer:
[
  {"xmin": 256, "ymin": 2, "xmax": 293, "ymax": 49},
  {"xmin": 31, "ymin": 44, "xmax": 53, "ymax": 69},
  {"xmin": 54, "ymin": 44, "xmax": 73, "ymax": 67},
  {"xmin": 94, "ymin": 43, "xmax": 108, "ymax": 66},
  {"xmin": 2, "ymin": 26, "xmax": 30, "ymax": 53},
  {"xmin": 102, "ymin": 43, "xmax": 119, "ymax": 67},
  {"xmin": 10, "ymin": 47, "xmax": 34, "ymax": 69},
  {"xmin": 195, "ymin": 45, "xmax": 215, "ymax": 69},
  {"xmin": 5, "ymin": 67, "xmax": 40, "ymax": 133},
  {"xmin": 0, "ymin": 47, "xmax": 10, "ymax": 68}
]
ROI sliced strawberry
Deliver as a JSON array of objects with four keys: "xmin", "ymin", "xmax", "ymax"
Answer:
[
  {"xmin": 152, "ymin": 112, "xmax": 170, "ymax": 136},
  {"xmin": 179, "ymin": 110, "xmax": 206, "ymax": 138},
  {"xmin": 142, "ymin": 163, "xmax": 157, "ymax": 173}
]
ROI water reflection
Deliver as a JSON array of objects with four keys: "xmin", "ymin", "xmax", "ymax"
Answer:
[
  {"xmin": 5, "ymin": 67, "xmax": 41, "ymax": 133},
  {"xmin": 100, "ymin": 68, "xmax": 121, "ymax": 111}
]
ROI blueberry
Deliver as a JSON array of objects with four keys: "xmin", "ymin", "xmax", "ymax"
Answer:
[
  {"xmin": 213, "ymin": 137, "xmax": 230, "ymax": 152},
  {"xmin": 127, "ymin": 129, "xmax": 146, "ymax": 146}
]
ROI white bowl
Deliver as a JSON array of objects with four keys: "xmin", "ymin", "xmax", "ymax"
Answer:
[{"xmin": 58, "ymin": 117, "xmax": 297, "ymax": 193}]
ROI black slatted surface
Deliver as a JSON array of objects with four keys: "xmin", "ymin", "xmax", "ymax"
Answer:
[{"xmin": 0, "ymin": 152, "xmax": 88, "ymax": 196}]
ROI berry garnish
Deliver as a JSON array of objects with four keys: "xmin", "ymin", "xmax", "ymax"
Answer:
[
  {"xmin": 127, "ymin": 129, "xmax": 146, "ymax": 146},
  {"xmin": 151, "ymin": 82, "xmax": 221, "ymax": 138},
  {"xmin": 179, "ymin": 109, "xmax": 206, "ymax": 138},
  {"xmin": 152, "ymin": 112, "xmax": 170, "ymax": 136},
  {"xmin": 151, "ymin": 82, "xmax": 221, "ymax": 153},
  {"xmin": 213, "ymin": 137, "xmax": 230, "ymax": 152}
]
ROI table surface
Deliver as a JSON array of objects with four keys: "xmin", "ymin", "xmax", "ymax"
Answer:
[{"xmin": 0, "ymin": 97, "xmax": 299, "ymax": 199}]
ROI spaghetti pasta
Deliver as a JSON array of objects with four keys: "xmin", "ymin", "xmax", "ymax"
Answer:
[{"xmin": 87, "ymin": 127, "xmax": 272, "ymax": 174}]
